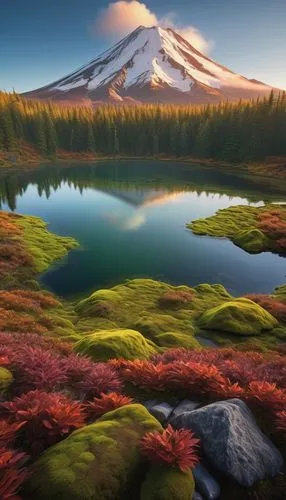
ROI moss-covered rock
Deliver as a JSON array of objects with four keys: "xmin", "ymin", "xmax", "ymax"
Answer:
[
  {"xmin": 75, "ymin": 329, "xmax": 158, "ymax": 361},
  {"xmin": 233, "ymin": 229, "xmax": 269, "ymax": 253},
  {"xmin": 140, "ymin": 464, "xmax": 195, "ymax": 500},
  {"xmin": 0, "ymin": 366, "xmax": 13, "ymax": 393},
  {"xmin": 28, "ymin": 404, "xmax": 162, "ymax": 500},
  {"xmin": 198, "ymin": 298, "xmax": 278, "ymax": 335}
]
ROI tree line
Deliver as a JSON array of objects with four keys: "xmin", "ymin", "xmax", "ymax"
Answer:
[{"xmin": 0, "ymin": 90, "xmax": 286, "ymax": 162}]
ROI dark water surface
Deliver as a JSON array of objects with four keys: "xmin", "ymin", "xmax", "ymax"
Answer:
[{"xmin": 1, "ymin": 160, "xmax": 285, "ymax": 298}]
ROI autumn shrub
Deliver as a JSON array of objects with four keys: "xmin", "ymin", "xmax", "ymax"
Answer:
[
  {"xmin": 246, "ymin": 381, "xmax": 286, "ymax": 413},
  {"xmin": 1, "ymin": 390, "xmax": 85, "ymax": 456},
  {"xmin": 85, "ymin": 392, "xmax": 134, "ymax": 421},
  {"xmin": 140, "ymin": 424, "xmax": 200, "ymax": 472},
  {"xmin": 0, "ymin": 290, "xmax": 59, "ymax": 314},
  {"xmin": 0, "ymin": 447, "xmax": 29, "ymax": 500},
  {"xmin": 61, "ymin": 353, "xmax": 123, "ymax": 399},
  {"xmin": 0, "ymin": 308, "xmax": 49, "ymax": 335},
  {"xmin": 7, "ymin": 345, "xmax": 67, "ymax": 394},
  {"xmin": 0, "ymin": 331, "xmax": 72, "ymax": 357}
]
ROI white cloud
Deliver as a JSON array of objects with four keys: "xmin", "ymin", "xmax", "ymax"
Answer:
[
  {"xmin": 94, "ymin": 1, "xmax": 157, "ymax": 38},
  {"xmin": 93, "ymin": 1, "xmax": 213, "ymax": 54}
]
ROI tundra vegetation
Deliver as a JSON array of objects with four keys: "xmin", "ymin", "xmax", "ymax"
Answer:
[{"xmin": 0, "ymin": 209, "xmax": 285, "ymax": 499}]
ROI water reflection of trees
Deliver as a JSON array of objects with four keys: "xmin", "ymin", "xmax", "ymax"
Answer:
[{"xmin": 0, "ymin": 162, "xmax": 283, "ymax": 211}]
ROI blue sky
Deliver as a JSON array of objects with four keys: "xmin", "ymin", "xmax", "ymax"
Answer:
[{"xmin": 1, "ymin": 0, "xmax": 286, "ymax": 92}]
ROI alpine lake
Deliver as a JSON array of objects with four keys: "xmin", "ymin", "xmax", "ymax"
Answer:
[{"xmin": 1, "ymin": 159, "xmax": 285, "ymax": 299}]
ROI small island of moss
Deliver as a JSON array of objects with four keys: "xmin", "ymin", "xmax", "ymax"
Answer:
[{"xmin": 187, "ymin": 204, "xmax": 286, "ymax": 255}]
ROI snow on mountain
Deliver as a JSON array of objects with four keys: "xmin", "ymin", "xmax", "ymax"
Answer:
[{"xmin": 24, "ymin": 26, "xmax": 277, "ymax": 104}]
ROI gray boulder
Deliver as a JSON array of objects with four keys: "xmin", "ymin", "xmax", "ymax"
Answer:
[
  {"xmin": 172, "ymin": 398, "xmax": 283, "ymax": 487},
  {"xmin": 172, "ymin": 399, "xmax": 201, "ymax": 419},
  {"xmin": 148, "ymin": 402, "xmax": 174, "ymax": 423},
  {"xmin": 193, "ymin": 463, "xmax": 220, "ymax": 500}
]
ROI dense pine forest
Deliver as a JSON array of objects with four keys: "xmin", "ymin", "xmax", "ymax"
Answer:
[{"xmin": 0, "ymin": 91, "xmax": 286, "ymax": 162}]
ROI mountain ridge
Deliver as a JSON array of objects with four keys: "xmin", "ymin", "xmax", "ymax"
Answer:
[{"xmin": 24, "ymin": 25, "xmax": 279, "ymax": 104}]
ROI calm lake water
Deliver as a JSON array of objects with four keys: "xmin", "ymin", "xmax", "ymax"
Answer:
[{"xmin": 1, "ymin": 160, "xmax": 285, "ymax": 298}]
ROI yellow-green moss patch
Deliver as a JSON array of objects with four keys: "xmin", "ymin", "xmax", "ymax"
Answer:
[
  {"xmin": 198, "ymin": 298, "xmax": 278, "ymax": 336},
  {"xmin": 29, "ymin": 404, "xmax": 162, "ymax": 500},
  {"xmin": 75, "ymin": 329, "xmax": 158, "ymax": 361},
  {"xmin": 140, "ymin": 464, "xmax": 195, "ymax": 500}
]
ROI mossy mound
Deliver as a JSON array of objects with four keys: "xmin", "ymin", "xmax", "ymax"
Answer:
[
  {"xmin": 140, "ymin": 464, "xmax": 195, "ymax": 500},
  {"xmin": 75, "ymin": 279, "xmax": 224, "ymax": 342},
  {"xmin": 17, "ymin": 215, "xmax": 78, "ymax": 273},
  {"xmin": 233, "ymin": 228, "xmax": 269, "ymax": 253},
  {"xmin": 76, "ymin": 289, "xmax": 121, "ymax": 316},
  {"xmin": 28, "ymin": 404, "xmax": 162, "ymax": 500},
  {"xmin": 75, "ymin": 329, "xmax": 158, "ymax": 361},
  {"xmin": 187, "ymin": 204, "xmax": 286, "ymax": 255},
  {"xmin": 74, "ymin": 279, "xmax": 284, "ymax": 348},
  {"xmin": 0, "ymin": 366, "xmax": 13, "ymax": 393},
  {"xmin": 155, "ymin": 332, "xmax": 201, "ymax": 349},
  {"xmin": 198, "ymin": 298, "xmax": 278, "ymax": 335},
  {"xmin": 133, "ymin": 314, "xmax": 195, "ymax": 341}
]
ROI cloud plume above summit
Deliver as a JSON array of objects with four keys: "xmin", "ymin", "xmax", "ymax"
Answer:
[{"xmin": 93, "ymin": 1, "xmax": 213, "ymax": 54}]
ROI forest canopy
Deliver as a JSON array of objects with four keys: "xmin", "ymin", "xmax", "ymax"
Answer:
[{"xmin": 0, "ymin": 91, "xmax": 286, "ymax": 162}]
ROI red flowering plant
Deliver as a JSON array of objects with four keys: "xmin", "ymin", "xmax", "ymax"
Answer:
[
  {"xmin": 0, "ymin": 447, "xmax": 29, "ymax": 500},
  {"xmin": 85, "ymin": 392, "xmax": 133, "ymax": 421},
  {"xmin": 140, "ymin": 424, "xmax": 200, "ymax": 472},
  {"xmin": 1, "ymin": 390, "xmax": 85, "ymax": 456}
]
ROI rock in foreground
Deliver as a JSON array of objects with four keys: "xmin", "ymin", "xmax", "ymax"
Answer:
[{"xmin": 172, "ymin": 398, "xmax": 283, "ymax": 487}]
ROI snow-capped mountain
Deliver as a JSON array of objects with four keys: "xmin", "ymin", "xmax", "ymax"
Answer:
[{"xmin": 24, "ymin": 26, "xmax": 277, "ymax": 104}]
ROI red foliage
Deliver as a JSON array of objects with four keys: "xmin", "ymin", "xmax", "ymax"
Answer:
[
  {"xmin": 246, "ymin": 381, "xmax": 286, "ymax": 413},
  {"xmin": 86, "ymin": 392, "xmax": 133, "ymax": 420},
  {"xmin": 0, "ymin": 447, "xmax": 29, "ymax": 500},
  {"xmin": 0, "ymin": 290, "xmax": 59, "ymax": 314},
  {"xmin": 245, "ymin": 294, "xmax": 286, "ymax": 322},
  {"xmin": 61, "ymin": 354, "xmax": 123, "ymax": 399},
  {"xmin": 140, "ymin": 424, "xmax": 200, "ymax": 472},
  {"xmin": 1, "ymin": 390, "xmax": 85, "ymax": 456},
  {"xmin": 257, "ymin": 209, "xmax": 286, "ymax": 251},
  {"xmin": 158, "ymin": 290, "xmax": 194, "ymax": 309},
  {"xmin": 0, "ymin": 420, "xmax": 25, "ymax": 448},
  {"xmin": 7, "ymin": 345, "xmax": 68, "ymax": 393}
]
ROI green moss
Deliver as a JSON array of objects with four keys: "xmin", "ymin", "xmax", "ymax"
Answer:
[
  {"xmin": 0, "ymin": 366, "xmax": 13, "ymax": 393},
  {"xmin": 188, "ymin": 205, "xmax": 259, "ymax": 238},
  {"xmin": 198, "ymin": 298, "xmax": 278, "ymax": 335},
  {"xmin": 133, "ymin": 314, "xmax": 195, "ymax": 341},
  {"xmin": 273, "ymin": 284, "xmax": 286, "ymax": 302},
  {"xmin": 28, "ymin": 404, "xmax": 162, "ymax": 500},
  {"xmin": 233, "ymin": 228, "xmax": 270, "ymax": 253},
  {"xmin": 16, "ymin": 214, "xmax": 78, "ymax": 273},
  {"xmin": 75, "ymin": 329, "xmax": 158, "ymax": 361},
  {"xmin": 187, "ymin": 204, "xmax": 286, "ymax": 254},
  {"xmin": 140, "ymin": 465, "xmax": 195, "ymax": 500},
  {"xmin": 154, "ymin": 332, "xmax": 201, "ymax": 349}
]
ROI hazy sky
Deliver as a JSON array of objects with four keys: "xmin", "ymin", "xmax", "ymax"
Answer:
[{"xmin": 1, "ymin": 0, "xmax": 286, "ymax": 93}]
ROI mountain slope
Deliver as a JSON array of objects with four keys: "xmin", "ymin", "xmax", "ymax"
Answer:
[{"xmin": 24, "ymin": 26, "xmax": 278, "ymax": 104}]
